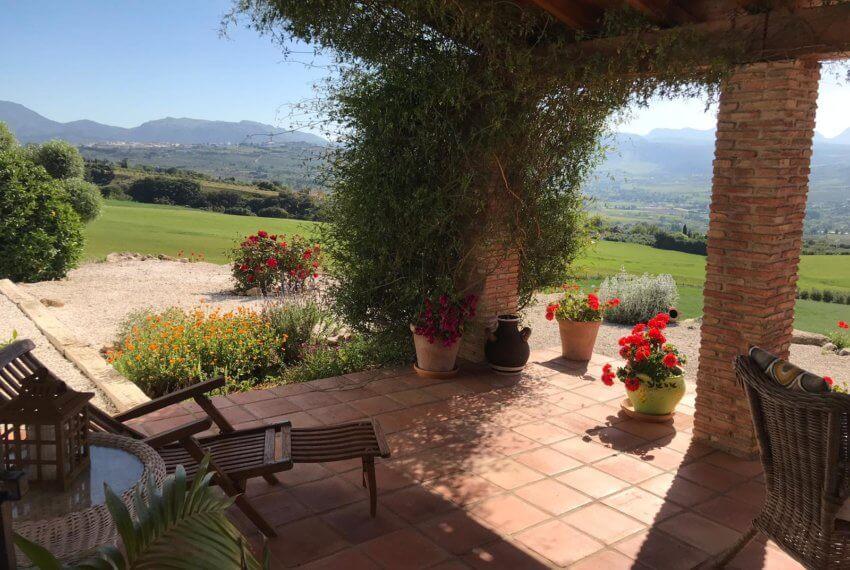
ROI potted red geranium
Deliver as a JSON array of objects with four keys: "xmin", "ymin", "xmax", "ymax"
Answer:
[
  {"xmin": 411, "ymin": 293, "xmax": 477, "ymax": 378},
  {"xmin": 602, "ymin": 312, "xmax": 687, "ymax": 417},
  {"xmin": 546, "ymin": 284, "xmax": 619, "ymax": 361}
]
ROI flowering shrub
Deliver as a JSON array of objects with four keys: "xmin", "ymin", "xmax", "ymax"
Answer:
[
  {"xmin": 231, "ymin": 231, "xmax": 321, "ymax": 294},
  {"xmin": 602, "ymin": 312, "xmax": 687, "ymax": 392},
  {"xmin": 413, "ymin": 294, "xmax": 477, "ymax": 347},
  {"xmin": 828, "ymin": 320, "xmax": 850, "ymax": 350},
  {"xmin": 545, "ymin": 284, "xmax": 619, "ymax": 322},
  {"xmin": 107, "ymin": 307, "xmax": 287, "ymax": 397},
  {"xmin": 599, "ymin": 271, "xmax": 679, "ymax": 325}
]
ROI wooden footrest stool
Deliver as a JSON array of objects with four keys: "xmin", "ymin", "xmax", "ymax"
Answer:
[{"xmin": 290, "ymin": 419, "xmax": 391, "ymax": 516}]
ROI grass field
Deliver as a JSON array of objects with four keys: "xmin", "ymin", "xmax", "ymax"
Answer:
[
  {"xmin": 84, "ymin": 200, "xmax": 319, "ymax": 263},
  {"xmin": 572, "ymin": 241, "xmax": 850, "ymax": 334},
  {"xmin": 84, "ymin": 202, "xmax": 849, "ymax": 333}
]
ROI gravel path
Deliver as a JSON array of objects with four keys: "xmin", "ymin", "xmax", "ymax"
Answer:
[
  {"xmin": 527, "ymin": 292, "xmax": 849, "ymax": 386},
  {"xmin": 0, "ymin": 293, "xmax": 113, "ymax": 411},
  {"xmin": 21, "ymin": 258, "xmax": 267, "ymax": 351}
]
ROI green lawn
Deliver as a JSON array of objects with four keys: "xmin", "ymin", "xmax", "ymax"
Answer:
[
  {"xmin": 84, "ymin": 200, "xmax": 319, "ymax": 263},
  {"xmin": 573, "ymin": 241, "xmax": 850, "ymax": 334},
  {"xmin": 84, "ymin": 203, "xmax": 849, "ymax": 334}
]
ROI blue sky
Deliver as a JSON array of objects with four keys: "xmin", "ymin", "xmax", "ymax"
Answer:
[{"xmin": 2, "ymin": 1, "xmax": 849, "ymax": 137}]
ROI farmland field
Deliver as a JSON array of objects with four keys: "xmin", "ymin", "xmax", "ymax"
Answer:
[
  {"xmin": 84, "ymin": 200, "xmax": 319, "ymax": 263},
  {"xmin": 84, "ymin": 203, "xmax": 849, "ymax": 333},
  {"xmin": 572, "ymin": 241, "xmax": 850, "ymax": 334}
]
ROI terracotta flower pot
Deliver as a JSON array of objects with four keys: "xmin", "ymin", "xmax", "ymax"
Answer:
[
  {"xmin": 627, "ymin": 373, "xmax": 686, "ymax": 416},
  {"xmin": 557, "ymin": 319, "xmax": 601, "ymax": 361},
  {"xmin": 411, "ymin": 324, "xmax": 461, "ymax": 377}
]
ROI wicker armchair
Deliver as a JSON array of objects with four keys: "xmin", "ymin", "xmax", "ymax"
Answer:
[{"xmin": 714, "ymin": 355, "xmax": 850, "ymax": 568}]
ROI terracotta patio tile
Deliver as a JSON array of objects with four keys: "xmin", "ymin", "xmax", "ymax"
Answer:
[
  {"xmin": 424, "ymin": 382, "xmax": 474, "ymax": 400},
  {"xmin": 551, "ymin": 436, "xmax": 617, "ymax": 463},
  {"xmin": 515, "ymin": 519, "xmax": 604, "ymax": 567},
  {"xmin": 488, "ymin": 408, "xmax": 539, "ymax": 428},
  {"xmin": 473, "ymin": 458, "xmax": 544, "ymax": 490},
  {"xmin": 570, "ymin": 549, "xmax": 643, "ymax": 570},
  {"xmin": 388, "ymin": 388, "xmax": 440, "ymax": 407},
  {"xmin": 340, "ymin": 462, "xmax": 416, "ymax": 494},
  {"xmin": 614, "ymin": 529, "xmax": 710, "ymax": 570},
  {"xmin": 544, "ymin": 372, "xmax": 588, "ymax": 390},
  {"xmin": 289, "ymin": 475, "xmax": 366, "ymax": 513},
  {"xmin": 544, "ymin": 391, "xmax": 597, "ymax": 412},
  {"xmin": 300, "ymin": 548, "xmax": 379, "ymax": 570},
  {"xmin": 267, "ymin": 410, "xmax": 323, "ymax": 428},
  {"xmin": 267, "ymin": 462, "xmax": 332, "ymax": 488},
  {"xmin": 463, "ymin": 539, "xmax": 550, "ymax": 569},
  {"xmin": 361, "ymin": 529, "xmax": 449, "ymax": 569},
  {"xmin": 288, "ymin": 391, "xmax": 343, "ymax": 410},
  {"xmin": 381, "ymin": 485, "xmax": 457, "ymax": 523},
  {"xmin": 511, "ymin": 421, "xmax": 573, "ymax": 445},
  {"xmin": 588, "ymin": 426, "xmax": 648, "ymax": 451},
  {"xmin": 514, "ymin": 478, "xmax": 591, "ymax": 515},
  {"xmin": 418, "ymin": 510, "xmax": 501, "ymax": 554},
  {"xmin": 227, "ymin": 389, "xmax": 277, "ymax": 405},
  {"xmin": 308, "ymin": 403, "xmax": 366, "ymax": 424},
  {"xmin": 481, "ymin": 430, "xmax": 539, "ymax": 456},
  {"xmin": 657, "ymin": 512, "xmax": 741, "ymax": 555},
  {"xmin": 662, "ymin": 431, "xmax": 713, "ymax": 457},
  {"xmin": 575, "ymin": 403, "xmax": 625, "ymax": 424},
  {"xmin": 330, "ymin": 386, "xmax": 380, "ymax": 403},
  {"xmin": 139, "ymin": 414, "xmax": 196, "ymax": 435},
  {"xmin": 548, "ymin": 412, "xmax": 604, "ymax": 437},
  {"xmin": 676, "ymin": 461, "xmax": 748, "ymax": 492},
  {"xmin": 602, "ymin": 487, "xmax": 682, "ymax": 525},
  {"xmin": 572, "ymin": 382, "xmax": 621, "ymax": 402},
  {"xmin": 470, "ymin": 494, "xmax": 550, "ymax": 534},
  {"xmin": 320, "ymin": 500, "xmax": 407, "ymax": 544},
  {"xmin": 727, "ymin": 539, "xmax": 805, "ymax": 570},
  {"xmin": 426, "ymin": 472, "xmax": 504, "ymax": 506},
  {"xmin": 563, "ymin": 503, "xmax": 646, "ymax": 544},
  {"xmin": 694, "ymin": 495, "xmax": 761, "ymax": 533},
  {"xmin": 627, "ymin": 444, "xmax": 688, "ymax": 471},
  {"xmin": 724, "ymin": 480, "xmax": 766, "ymax": 507},
  {"xmin": 268, "ymin": 382, "xmax": 315, "ymax": 397},
  {"xmin": 594, "ymin": 453, "xmax": 664, "ymax": 484},
  {"xmin": 349, "ymin": 395, "xmax": 405, "ymax": 416},
  {"xmin": 556, "ymin": 466, "xmax": 630, "ymax": 499},
  {"xmin": 250, "ymin": 489, "xmax": 311, "ymax": 527},
  {"xmin": 638, "ymin": 473, "xmax": 716, "ymax": 507},
  {"xmin": 513, "ymin": 446, "xmax": 582, "ymax": 476},
  {"xmin": 322, "ymin": 457, "xmax": 363, "ymax": 473},
  {"xmin": 614, "ymin": 419, "xmax": 676, "ymax": 441},
  {"xmin": 702, "ymin": 451, "xmax": 764, "ymax": 478},
  {"xmin": 218, "ymin": 405, "xmax": 256, "ymax": 426},
  {"xmin": 242, "ymin": 397, "xmax": 302, "ymax": 419},
  {"xmin": 266, "ymin": 516, "xmax": 350, "ymax": 567},
  {"xmin": 368, "ymin": 376, "xmax": 418, "ymax": 395},
  {"xmin": 428, "ymin": 560, "xmax": 473, "ymax": 570}
]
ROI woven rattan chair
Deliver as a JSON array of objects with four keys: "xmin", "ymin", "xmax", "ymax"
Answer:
[
  {"xmin": 0, "ymin": 339, "xmax": 291, "ymax": 537},
  {"xmin": 711, "ymin": 355, "xmax": 850, "ymax": 568}
]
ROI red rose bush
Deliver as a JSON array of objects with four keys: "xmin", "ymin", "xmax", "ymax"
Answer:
[
  {"xmin": 602, "ymin": 312, "xmax": 687, "ymax": 392},
  {"xmin": 231, "ymin": 231, "xmax": 322, "ymax": 294}
]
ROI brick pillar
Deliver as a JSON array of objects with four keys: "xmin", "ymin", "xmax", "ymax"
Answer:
[
  {"xmin": 458, "ymin": 192, "xmax": 520, "ymax": 363},
  {"xmin": 694, "ymin": 59, "xmax": 820, "ymax": 457}
]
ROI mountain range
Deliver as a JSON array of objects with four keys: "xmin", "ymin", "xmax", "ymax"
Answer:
[{"xmin": 0, "ymin": 101, "xmax": 327, "ymax": 146}]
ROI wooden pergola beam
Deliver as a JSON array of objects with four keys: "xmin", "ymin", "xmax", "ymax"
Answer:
[
  {"xmin": 624, "ymin": 0, "xmax": 697, "ymax": 25},
  {"xmin": 525, "ymin": 0, "xmax": 602, "ymax": 29},
  {"xmin": 546, "ymin": 2, "xmax": 850, "ymax": 73}
]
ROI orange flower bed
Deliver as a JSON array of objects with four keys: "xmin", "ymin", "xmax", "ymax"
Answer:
[{"xmin": 107, "ymin": 307, "xmax": 287, "ymax": 397}]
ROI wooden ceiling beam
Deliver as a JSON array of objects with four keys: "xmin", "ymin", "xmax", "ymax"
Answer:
[
  {"xmin": 544, "ymin": 2, "xmax": 850, "ymax": 75},
  {"xmin": 624, "ymin": 0, "xmax": 697, "ymax": 24},
  {"xmin": 526, "ymin": 0, "xmax": 602, "ymax": 29}
]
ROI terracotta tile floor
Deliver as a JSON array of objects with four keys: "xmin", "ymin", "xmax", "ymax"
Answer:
[{"xmin": 132, "ymin": 348, "xmax": 804, "ymax": 569}]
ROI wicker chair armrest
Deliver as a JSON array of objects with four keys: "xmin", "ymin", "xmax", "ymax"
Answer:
[
  {"xmin": 142, "ymin": 418, "xmax": 213, "ymax": 449},
  {"xmin": 113, "ymin": 376, "xmax": 226, "ymax": 422}
]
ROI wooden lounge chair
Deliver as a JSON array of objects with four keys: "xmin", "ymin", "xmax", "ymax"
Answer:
[
  {"xmin": 709, "ymin": 355, "xmax": 850, "ymax": 568},
  {"xmin": 0, "ymin": 339, "xmax": 291, "ymax": 537}
]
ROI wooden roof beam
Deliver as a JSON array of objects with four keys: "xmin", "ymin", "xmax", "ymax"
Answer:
[
  {"xmin": 624, "ymin": 0, "xmax": 697, "ymax": 25},
  {"xmin": 526, "ymin": 0, "xmax": 602, "ymax": 30},
  {"xmin": 546, "ymin": 2, "xmax": 850, "ymax": 76}
]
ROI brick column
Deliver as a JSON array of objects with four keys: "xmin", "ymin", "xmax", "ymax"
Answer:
[
  {"xmin": 457, "ymin": 185, "xmax": 520, "ymax": 362},
  {"xmin": 694, "ymin": 59, "xmax": 820, "ymax": 457}
]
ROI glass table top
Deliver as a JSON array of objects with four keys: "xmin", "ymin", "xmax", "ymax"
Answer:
[{"xmin": 12, "ymin": 443, "xmax": 144, "ymax": 522}]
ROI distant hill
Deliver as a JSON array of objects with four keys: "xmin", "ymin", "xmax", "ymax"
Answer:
[{"xmin": 0, "ymin": 101, "xmax": 327, "ymax": 146}]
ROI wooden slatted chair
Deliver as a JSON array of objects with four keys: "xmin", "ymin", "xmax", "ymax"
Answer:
[{"xmin": 0, "ymin": 339, "xmax": 291, "ymax": 537}]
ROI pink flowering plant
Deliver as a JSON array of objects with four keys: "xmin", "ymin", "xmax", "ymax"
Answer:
[
  {"xmin": 601, "ymin": 312, "xmax": 686, "ymax": 392},
  {"xmin": 231, "ymin": 230, "xmax": 322, "ymax": 294},
  {"xmin": 545, "ymin": 284, "xmax": 619, "ymax": 323},
  {"xmin": 413, "ymin": 293, "xmax": 478, "ymax": 347}
]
